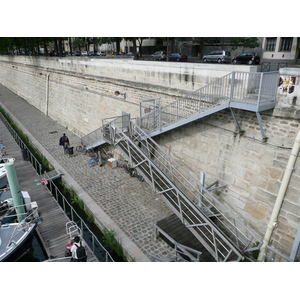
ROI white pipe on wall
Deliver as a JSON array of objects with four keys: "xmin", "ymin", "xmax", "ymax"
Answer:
[
  {"xmin": 258, "ymin": 130, "xmax": 300, "ymax": 261},
  {"xmin": 45, "ymin": 73, "xmax": 50, "ymax": 116}
]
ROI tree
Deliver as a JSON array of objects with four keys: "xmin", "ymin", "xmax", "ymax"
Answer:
[
  {"xmin": 73, "ymin": 37, "xmax": 85, "ymax": 52},
  {"xmin": 132, "ymin": 38, "xmax": 139, "ymax": 60},
  {"xmin": 124, "ymin": 37, "xmax": 142, "ymax": 59},
  {"xmin": 136, "ymin": 38, "xmax": 147, "ymax": 58},
  {"xmin": 231, "ymin": 37, "xmax": 259, "ymax": 51}
]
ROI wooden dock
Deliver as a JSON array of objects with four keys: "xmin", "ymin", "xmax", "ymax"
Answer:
[{"xmin": 0, "ymin": 119, "xmax": 98, "ymax": 262}]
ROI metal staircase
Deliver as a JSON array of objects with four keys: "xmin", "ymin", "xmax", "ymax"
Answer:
[
  {"xmin": 101, "ymin": 112, "xmax": 262, "ymax": 262},
  {"xmin": 80, "ymin": 71, "xmax": 278, "ymax": 148},
  {"xmin": 137, "ymin": 71, "xmax": 278, "ymax": 139},
  {"xmin": 78, "ymin": 70, "xmax": 298, "ymax": 261}
]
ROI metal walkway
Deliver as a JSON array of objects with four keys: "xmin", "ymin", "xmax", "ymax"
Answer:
[
  {"xmin": 81, "ymin": 71, "xmax": 278, "ymax": 149},
  {"xmin": 137, "ymin": 71, "xmax": 279, "ymax": 140}
]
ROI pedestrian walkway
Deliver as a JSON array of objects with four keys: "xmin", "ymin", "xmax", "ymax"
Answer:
[{"xmin": 0, "ymin": 83, "xmax": 177, "ymax": 262}]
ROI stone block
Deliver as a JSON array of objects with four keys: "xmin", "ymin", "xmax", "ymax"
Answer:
[{"xmin": 245, "ymin": 203, "xmax": 268, "ymax": 219}]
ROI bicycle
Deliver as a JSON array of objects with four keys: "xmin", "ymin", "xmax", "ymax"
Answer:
[
  {"xmin": 130, "ymin": 168, "xmax": 145, "ymax": 182},
  {"xmin": 117, "ymin": 158, "xmax": 144, "ymax": 182},
  {"xmin": 76, "ymin": 144, "xmax": 88, "ymax": 155}
]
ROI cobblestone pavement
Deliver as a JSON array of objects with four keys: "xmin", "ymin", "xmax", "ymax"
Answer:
[{"xmin": 0, "ymin": 84, "xmax": 178, "ymax": 262}]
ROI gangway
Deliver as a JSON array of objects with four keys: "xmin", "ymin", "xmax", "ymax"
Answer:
[{"xmin": 101, "ymin": 113, "xmax": 262, "ymax": 262}]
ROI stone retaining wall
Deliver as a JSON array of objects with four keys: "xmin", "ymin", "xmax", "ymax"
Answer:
[{"xmin": 0, "ymin": 56, "xmax": 299, "ymax": 259}]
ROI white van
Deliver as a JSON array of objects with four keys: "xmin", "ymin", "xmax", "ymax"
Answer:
[{"xmin": 202, "ymin": 50, "xmax": 231, "ymax": 63}]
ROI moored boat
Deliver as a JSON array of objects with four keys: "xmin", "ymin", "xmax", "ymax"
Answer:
[
  {"xmin": 0, "ymin": 161, "xmax": 40, "ymax": 262},
  {"xmin": 0, "ymin": 158, "xmax": 15, "ymax": 189},
  {"xmin": 0, "ymin": 219, "xmax": 37, "ymax": 262}
]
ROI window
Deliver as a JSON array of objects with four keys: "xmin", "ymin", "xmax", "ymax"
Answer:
[
  {"xmin": 280, "ymin": 37, "xmax": 293, "ymax": 52},
  {"xmin": 265, "ymin": 38, "xmax": 277, "ymax": 51}
]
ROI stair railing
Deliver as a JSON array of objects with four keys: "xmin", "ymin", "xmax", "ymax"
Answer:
[
  {"xmin": 103, "ymin": 114, "xmax": 262, "ymax": 261},
  {"xmin": 130, "ymin": 121, "xmax": 262, "ymax": 253},
  {"xmin": 137, "ymin": 71, "xmax": 279, "ymax": 133}
]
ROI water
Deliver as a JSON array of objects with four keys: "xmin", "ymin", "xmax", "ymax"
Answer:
[{"xmin": 17, "ymin": 233, "xmax": 48, "ymax": 262}]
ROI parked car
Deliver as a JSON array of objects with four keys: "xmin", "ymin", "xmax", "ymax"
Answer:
[
  {"xmin": 232, "ymin": 52, "xmax": 260, "ymax": 65},
  {"xmin": 88, "ymin": 51, "xmax": 96, "ymax": 56},
  {"xmin": 96, "ymin": 51, "xmax": 106, "ymax": 56},
  {"xmin": 151, "ymin": 51, "xmax": 167, "ymax": 61},
  {"xmin": 168, "ymin": 53, "xmax": 188, "ymax": 62},
  {"xmin": 81, "ymin": 51, "xmax": 88, "ymax": 56},
  {"xmin": 202, "ymin": 50, "xmax": 231, "ymax": 63},
  {"xmin": 71, "ymin": 51, "xmax": 81, "ymax": 56},
  {"xmin": 125, "ymin": 52, "xmax": 134, "ymax": 56}
]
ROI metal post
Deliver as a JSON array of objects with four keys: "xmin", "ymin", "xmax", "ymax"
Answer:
[
  {"xmin": 256, "ymin": 112, "xmax": 268, "ymax": 141},
  {"xmin": 5, "ymin": 162, "xmax": 26, "ymax": 221},
  {"xmin": 199, "ymin": 171, "xmax": 205, "ymax": 208},
  {"xmin": 290, "ymin": 223, "xmax": 300, "ymax": 261},
  {"xmin": 230, "ymin": 108, "xmax": 243, "ymax": 133},
  {"xmin": 159, "ymin": 106, "xmax": 162, "ymax": 131},
  {"xmin": 257, "ymin": 72, "xmax": 264, "ymax": 109},
  {"xmin": 229, "ymin": 72, "xmax": 235, "ymax": 102}
]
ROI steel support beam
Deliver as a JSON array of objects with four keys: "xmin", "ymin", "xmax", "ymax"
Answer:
[{"xmin": 256, "ymin": 112, "xmax": 268, "ymax": 141}]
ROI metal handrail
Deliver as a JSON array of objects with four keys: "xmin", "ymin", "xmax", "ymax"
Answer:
[
  {"xmin": 5, "ymin": 208, "xmax": 38, "ymax": 251},
  {"xmin": 46, "ymin": 178, "xmax": 115, "ymax": 262},
  {"xmin": 137, "ymin": 71, "xmax": 278, "ymax": 133},
  {"xmin": 0, "ymin": 112, "xmax": 42, "ymax": 175},
  {"xmin": 263, "ymin": 245, "xmax": 293, "ymax": 262},
  {"xmin": 0, "ymin": 112, "xmax": 114, "ymax": 262},
  {"xmin": 154, "ymin": 225, "xmax": 203, "ymax": 262},
  {"xmin": 103, "ymin": 114, "xmax": 261, "ymax": 261}
]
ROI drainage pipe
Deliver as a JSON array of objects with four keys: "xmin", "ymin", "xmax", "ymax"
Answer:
[
  {"xmin": 258, "ymin": 130, "xmax": 300, "ymax": 261},
  {"xmin": 45, "ymin": 73, "xmax": 50, "ymax": 116}
]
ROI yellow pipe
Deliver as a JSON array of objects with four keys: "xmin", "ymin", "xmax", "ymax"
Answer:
[{"xmin": 258, "ymin": 131, "xmax": 300, "ymax": 261}]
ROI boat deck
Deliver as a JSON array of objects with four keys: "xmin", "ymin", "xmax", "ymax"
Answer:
[{"xmin": 0, "ymin": 119, "xmax": 98, "ymax": 262}]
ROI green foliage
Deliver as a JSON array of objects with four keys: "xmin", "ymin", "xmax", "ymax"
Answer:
[
  {"xmin": 102, "ymin": 229, "xmax": 127, "ymax": 260},
  {"xmin": 231, "ymin": 37, "xmax": 259, "ymax": 50},
  {"xmin": 252, "ymin": 242, "xmax": 260, "ymax": 260},
  {"xmin": 0, "ymin": 105, "xmax": 50, "ymax": 171}
]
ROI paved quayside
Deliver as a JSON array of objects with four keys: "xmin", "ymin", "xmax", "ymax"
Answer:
[{"xmin": 0, "ymin": 83, "xmax": 177, "ymax": 262}]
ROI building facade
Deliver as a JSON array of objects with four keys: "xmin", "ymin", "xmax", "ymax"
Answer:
[{"xmin": 262, "ymin": 37, "xmax": 299, "ymax": 63}]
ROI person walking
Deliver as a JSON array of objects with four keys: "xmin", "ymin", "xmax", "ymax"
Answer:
[
  {"xmin": 59, "ymin": 133, "xmax": 69, "ymax": 154},
  {"xmin": 70, "ymin": 236, "xmax": 87, "ymax": 262}
]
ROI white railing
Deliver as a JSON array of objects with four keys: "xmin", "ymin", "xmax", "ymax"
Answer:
[
  {"xmin": 103, "ymin": 114, "xmax": 261, "ymax": 261},
  {"xmin": 137, "ymin": 71, "xmax": 279, "ymax": 133}
]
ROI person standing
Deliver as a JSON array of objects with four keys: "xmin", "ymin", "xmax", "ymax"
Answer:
[{"xmin": 59, "ymin": 133, "xmax": 69, "ymax": 154}]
